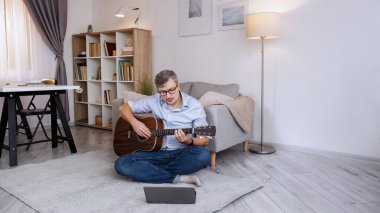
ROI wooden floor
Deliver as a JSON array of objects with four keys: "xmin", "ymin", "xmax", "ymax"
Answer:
[{"xmin": 1, "ymin": 126, "xmax": 379, "ymax": 212}]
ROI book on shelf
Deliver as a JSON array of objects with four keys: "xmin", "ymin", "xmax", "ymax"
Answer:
[
  {"xmin": 89, "ymin": 42, "xmax": 100, "ymax": 57},
  {"xmin": 121, "ymin": 46, "xmax": 133, "ymax": 56},
  {"xmin": 122, "ymin": 46, "xmax": 133, "ymax": 51},
  {"xmin": 121, "ymin": 51, "xmax": 134, "ymax": 55},
  {"xmin": 104, "ymin": 90, "xmax": 112, "ymax": 104},
  {"xmin": 104, "ymin": 41, "xmax": 116, "ymax": 56},
  {"xmin": 118, "ymin": 60, "xmax": 134, "ymax": 81},
  {"xmin": 74, "ymin": 62, "xmax": 87, "ymax": 80}
]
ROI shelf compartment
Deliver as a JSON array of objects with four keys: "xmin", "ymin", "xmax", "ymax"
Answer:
[
  {"xmin": 88, "ymin": 104, "xmax": 102, "ymax": 126},
  {"xmin": 74, "ymin": 103, "xmax": 88, "ymax": 125},
  {"xmin": 101, "ymin": 58, "xmax": 117, "ymax": 81},
  {"xmin": 102, "ymin": 106, "xmax": 112, "ymax": 129}
]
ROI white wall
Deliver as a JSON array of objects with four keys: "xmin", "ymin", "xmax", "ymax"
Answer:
[
  {"xmin": 68, "ymin": 0, "xmax": 380, "ymax": 159},
  {"xmin": 65, "ymin": 0, "xmax": 93, "ymax": 121}
]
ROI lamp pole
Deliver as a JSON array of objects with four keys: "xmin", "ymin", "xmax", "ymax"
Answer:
[
  {"xmin": 260, "ymin": 36, "xmax": 265, "ymax": 151},
  {"xmin": 249, "ymin": 36, "xmax": 276, "ymax": 154}
]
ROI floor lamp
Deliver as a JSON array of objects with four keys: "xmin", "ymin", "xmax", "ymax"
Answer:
[{"xmin": 246, "ymin": 12, "xmax": 281, "ymax": 154}]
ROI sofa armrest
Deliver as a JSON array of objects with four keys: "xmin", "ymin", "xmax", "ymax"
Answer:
[
  {"xmin": 112, "ymin": 98, "xmax": 124, "ymax": 132},
  {"xmin": 205, "ymin": 105, "xmax": 253, "ymax": 152}
]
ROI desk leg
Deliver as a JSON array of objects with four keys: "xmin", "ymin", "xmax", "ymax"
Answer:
[
  {"xmin": 51, "ymin": 93, "xmax": 77, "ymax": 153},
  {"xmin": 0, "ymin": 98, "xmax": 8, "ymax": 158},
  {"xmin": 50, "ymin": 96, "xmax": 58, "ymax": 148},
  {"xmin": 7, "ymin": 96, "xmax": 17, "ymax": 167}
]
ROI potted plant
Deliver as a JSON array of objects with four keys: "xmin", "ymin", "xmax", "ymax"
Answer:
[{"xmin": 139, "ymin": 75, "xmax": 153, "ymax": 96}]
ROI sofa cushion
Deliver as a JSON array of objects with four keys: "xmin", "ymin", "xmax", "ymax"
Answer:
[
  {"xmin": 179, "ymin": 82, "xmax": 193, "ymax": 95},
  {"xmin": 190, "ymin": 82, "xmax": 240, "ymax": 100}
]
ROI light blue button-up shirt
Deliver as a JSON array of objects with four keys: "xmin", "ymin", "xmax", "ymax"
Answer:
[{"xmin": 128, "ymin": 91, "xmax": 208, "ymax": 150}]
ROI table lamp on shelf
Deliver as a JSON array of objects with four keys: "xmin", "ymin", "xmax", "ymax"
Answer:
[{"xmin": 246, "ymin": 12, "xmax": 281, "ymax": 154}]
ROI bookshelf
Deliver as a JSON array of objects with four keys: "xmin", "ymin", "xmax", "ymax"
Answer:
[{"xmin": 72, "ymin": 28, "xmax": 152, "ymax": 130}]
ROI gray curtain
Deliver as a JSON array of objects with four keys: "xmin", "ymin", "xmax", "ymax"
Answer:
[{"xmin": 23, "ymin": 0, "xmax": 69, "ymax": 120}]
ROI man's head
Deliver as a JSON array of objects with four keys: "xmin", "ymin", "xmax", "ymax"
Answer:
[{"xmin": 155, "ymin": 70, "xmax": 181, "ymax": 107}]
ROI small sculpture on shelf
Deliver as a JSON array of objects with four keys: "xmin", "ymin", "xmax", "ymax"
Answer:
[{"xmin": 87, "ymin": 25, "xmax": 93, "ymax": 33}]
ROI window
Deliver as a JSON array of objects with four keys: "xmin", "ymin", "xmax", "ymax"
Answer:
[{"xmin": 0, "ymin": 0, "xmax": 55, "ymax": 83}]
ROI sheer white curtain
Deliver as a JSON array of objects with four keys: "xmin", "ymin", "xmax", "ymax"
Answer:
[{"xmin": 0, "ymin": 0, "xmax": 55, "ymax": 83}]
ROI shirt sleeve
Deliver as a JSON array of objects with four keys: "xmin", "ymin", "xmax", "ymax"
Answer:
[
  {"xmin": 127, "ymin": 96, "xmax": 155, "ymax": 114},
  {"xmin": 192, "ymin": 101, "xmax": 208, "ymax": 128}
]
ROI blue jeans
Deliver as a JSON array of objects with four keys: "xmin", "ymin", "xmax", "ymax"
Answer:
[{"xmin": 114, "ymin": 146, "xmax": 210, "ymax": 183}]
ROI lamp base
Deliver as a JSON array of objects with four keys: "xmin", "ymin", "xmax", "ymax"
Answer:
[{"xmin": 249, "ymin": 144, "xmax": 276, "ymax": 154}]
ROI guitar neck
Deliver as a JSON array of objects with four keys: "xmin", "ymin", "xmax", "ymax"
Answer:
[{"xmin": 151, "ymin": 128, "xmax": 193, "ymax": 137}]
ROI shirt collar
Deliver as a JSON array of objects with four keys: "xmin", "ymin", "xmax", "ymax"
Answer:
[{"xmin": 159, "ymin": 91, "xmax": 189, "ymax": 111}]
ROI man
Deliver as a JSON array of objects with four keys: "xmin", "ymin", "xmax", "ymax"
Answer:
[{"xmin": 114, "ymin": 70, "xmax": 210, "ymax": 186}]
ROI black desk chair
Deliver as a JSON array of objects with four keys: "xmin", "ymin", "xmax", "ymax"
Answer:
[{"xmin": 16, "ymin": 95, "xmax": 63, "ymax": 150}]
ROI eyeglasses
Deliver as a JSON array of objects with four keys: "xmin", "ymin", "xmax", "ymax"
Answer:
[{"xmin": 158, "ymin": 85, "xmax": 177, "ymax": 96}]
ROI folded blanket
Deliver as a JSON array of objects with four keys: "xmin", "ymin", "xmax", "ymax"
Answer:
[
  {"xmin": 222, "ymin": 96, "xmax": 255, "ymax": 132},
  {"xmin": 199, "ymin": 91, "xmax": 255, "ymax": 133}
]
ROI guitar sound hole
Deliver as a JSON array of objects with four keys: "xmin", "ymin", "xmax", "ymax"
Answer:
[{"xmin": 136, "ymin": 135, "xmax": 148, "ymax": 142}]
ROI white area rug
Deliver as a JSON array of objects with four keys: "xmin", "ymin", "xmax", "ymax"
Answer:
[{"xmin": 0, "ymin": 150, "xmax": 261, "ymax": 213}]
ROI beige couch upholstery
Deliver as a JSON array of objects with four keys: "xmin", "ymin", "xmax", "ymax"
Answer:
[{"xmin": 112, "ymin": 82, "xmax": 254, "ymax": 168}]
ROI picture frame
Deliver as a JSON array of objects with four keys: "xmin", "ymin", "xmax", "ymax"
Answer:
[
  {"xmin": 218, "ymin": 0, "xmax": 249, "ymax": 31},
  {"xmin": 179, "ymin": 0, "xmax": 212, "ymax": 37}
]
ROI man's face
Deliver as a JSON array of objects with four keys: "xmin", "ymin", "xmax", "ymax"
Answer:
[{"xmin": 157, "ymin": 78, "xmax": 181, "ymax": 106}]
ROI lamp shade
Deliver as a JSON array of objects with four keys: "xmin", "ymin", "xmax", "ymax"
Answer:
[
  {"xmin": 246, "ymin": 12, "xmax": 281, "ymax": 39},
  {"xmin": 115, "ymin": 5, "xmax": 125, "ymax": 17}
]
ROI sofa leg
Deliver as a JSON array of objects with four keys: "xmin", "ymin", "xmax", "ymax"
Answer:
[
  {"xmin": 243, "ymin": 140, "xmax": 249, "ymax": 152},
  {"xmin": 210, "ymin": 151, "xmax": 216, "ymax": 169}
]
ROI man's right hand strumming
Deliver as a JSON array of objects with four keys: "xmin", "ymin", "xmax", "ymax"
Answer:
[
  {"xmin": 131, "ymin": 119, "xmax": 151, "ymax": 139},
  {"xmin": 119, "ymin": 103, "xmax": 151, "ymax": 139}
]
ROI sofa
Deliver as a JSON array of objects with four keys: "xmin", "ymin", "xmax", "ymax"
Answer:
[{"xmin": 112, "ymin": 82, "xmax": 254, "ymax": 168}]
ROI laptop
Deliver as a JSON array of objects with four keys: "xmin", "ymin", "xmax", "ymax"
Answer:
[{"xmin": 143, "ymin": 186, "xmax": 196, "ymax": 204}]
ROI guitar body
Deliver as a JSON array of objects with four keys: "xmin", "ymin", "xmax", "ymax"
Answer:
[{"xmin": 113, "ymin": 116, "xmax": 164, "ymax": 156}]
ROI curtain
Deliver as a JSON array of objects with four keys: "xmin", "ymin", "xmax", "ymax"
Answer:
[
  {"xmin": 0, "ymin": 0, "xmax": 55, "ymax": 82},
  {"xmin": 23, "ymin": 0, "xmax": 69, "ymax": 120}
]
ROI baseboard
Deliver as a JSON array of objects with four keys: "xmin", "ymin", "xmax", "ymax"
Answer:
[{"xmin": 249, "ymin": 141, "xmax": 380, "ymax": 164}]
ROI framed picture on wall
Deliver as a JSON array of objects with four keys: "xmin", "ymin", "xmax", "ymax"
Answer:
[
  {"xmin": 179, "ymin": 0, "xmax": 212, "ymax": 37},
  {"xmin": 218, "ymin": 1, "xmax": 249, "ymax": 31}
]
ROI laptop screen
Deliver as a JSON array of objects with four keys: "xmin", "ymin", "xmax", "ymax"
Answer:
[{"xmin": 143, "ymin": 186, "xmax": 196, "ymax": 204}]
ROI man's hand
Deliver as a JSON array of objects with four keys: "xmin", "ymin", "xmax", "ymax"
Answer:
[
  {"xmin": 119, "ymin": 103, "xmax": 151, "ymax": 139},
  {"xmin": 174, "ymin": 129, "xmax": 192, "ymax": 145},
  {"xmin": 131, "ymin": 119, "xmax": 151, "ymax": 139}
]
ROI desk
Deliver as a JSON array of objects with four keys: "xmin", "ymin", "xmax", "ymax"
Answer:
[{"xmin": 0, "ymin": 84, "xmax": 80, "ymax": 167}]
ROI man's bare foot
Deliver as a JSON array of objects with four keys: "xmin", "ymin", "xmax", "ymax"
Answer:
[{"xmin": 178, "ymin": 175, "xmax": 202, "ymax": 187}]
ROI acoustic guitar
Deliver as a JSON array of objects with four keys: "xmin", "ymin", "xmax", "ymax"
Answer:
[{"xmin": 113, "ymin": 116, "xmax": 216, "ymax": 156}]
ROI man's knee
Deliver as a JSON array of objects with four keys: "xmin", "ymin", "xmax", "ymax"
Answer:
[
  {"xmin": 114, "ymin": 155, "xmax": 133, "ymax": 176},
  {"xmin": 192, "ymin": 147, "xmax": 211, "ymax": 167}
]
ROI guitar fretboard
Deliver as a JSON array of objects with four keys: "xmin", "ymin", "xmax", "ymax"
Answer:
[{"xmin": 151, "ymin": 128, "xmax": 193, "ymax": 137}]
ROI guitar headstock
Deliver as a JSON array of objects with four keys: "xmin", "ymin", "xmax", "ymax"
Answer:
[{"xmin": 194, "ymin": 126, "xmax": 216, "ymax": 137}]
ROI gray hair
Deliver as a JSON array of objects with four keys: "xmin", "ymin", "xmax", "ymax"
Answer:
[{"xmin": 154, "ymin": 70, "xmax": 178, "ymax": 87}]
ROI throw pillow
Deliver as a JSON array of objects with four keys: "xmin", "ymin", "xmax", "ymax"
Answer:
[
  {"xmin": 123, "ymin": 91, "xmax": 148, "ymax": 103},
  {"xmin": 190, "ymin": 82, "xmax": 240, "ymax": 100},
  {"xmin": 198, "ymin": 91, "xmax": 234, "ymax": 107}
]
